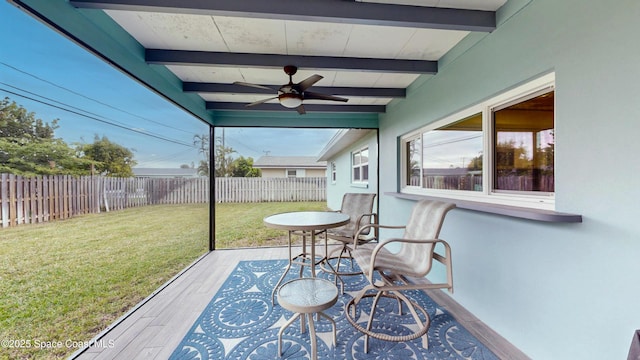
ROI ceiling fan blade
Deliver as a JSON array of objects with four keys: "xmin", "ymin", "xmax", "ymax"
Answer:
[
  {"xmin": 233, "ymin": 82, "xmax": 277, "ymax": 92},
  {"xmin": 296, "ymin": 105, "xmax": 306, "ymax": 115},
  {"xmin": 303, "ymin": 91, "xmax": 349, "ymax": 102},
  {"xmin": 246, "ymin": 96, "xmax": 278, "ymax": 107},
  {"xmin": 296, "ymin": 74, "xmax": 323, "ymax": 91}
]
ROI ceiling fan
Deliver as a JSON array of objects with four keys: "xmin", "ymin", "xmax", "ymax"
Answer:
[{"xmin": 233, "ymin": 65, "xmax": 348, "ymax": 114}]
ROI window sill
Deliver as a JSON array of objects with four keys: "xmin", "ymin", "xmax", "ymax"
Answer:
[
  {"xmin": 385, "ymin": 192, "xmax": 582, "ymax": 223},
  {"xmin": 351, "ymin": 183, "xmax": 369, "ymax": 189}
]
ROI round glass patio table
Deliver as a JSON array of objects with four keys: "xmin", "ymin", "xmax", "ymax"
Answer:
[{"xmin": 264, "ymin": 211, "xmax": 349, "ymax": 304}]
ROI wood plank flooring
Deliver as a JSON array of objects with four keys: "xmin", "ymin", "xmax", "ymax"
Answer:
[{"xmin": 72, "ymin": 247, "xmax": 529, "ymax": 360}]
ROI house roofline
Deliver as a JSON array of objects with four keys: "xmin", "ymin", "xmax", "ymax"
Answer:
[{"xmin": 317, "ymin": 129, "xmax": 375, "ymax": 161}]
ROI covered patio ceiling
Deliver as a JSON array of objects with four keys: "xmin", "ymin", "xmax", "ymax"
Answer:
[{"xmin": 11, "ymin": 0, "xmax": 506, "ymax": 127}]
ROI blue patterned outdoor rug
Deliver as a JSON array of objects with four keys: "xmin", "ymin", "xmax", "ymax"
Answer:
[{"xmin": 169, "ymin": 259, "xmax": 498, "ymax": 360}]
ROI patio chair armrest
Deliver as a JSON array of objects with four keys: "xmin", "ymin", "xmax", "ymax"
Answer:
[
  {"xmin": 354, "ymin": 212, "xmax": 377, "ymax": 234},
  {"xmin": 353, "ymin": 223, "xmax": 405, "ymax": 249}
]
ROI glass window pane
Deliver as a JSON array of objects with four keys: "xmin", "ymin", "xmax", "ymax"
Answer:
[
  {"xmin": 353, "ymin": 152, "xmax": 361, "ymax": 165},
  {"xmin": 406, "ymin": 137, "xmax": 421, "ymax": 186},
  {"xmin": 360, "ymin": 148, "xmax": 369, "ymax": 164},
  {"xmin": 362, "ymin": 165, "xmax": 369, "ymax": 181},
  {"xmin": 493, "ymin": 91, "xmax": 554, "ymax": 192},
  {"xmin": 421, "ymin": 113, "xmax": 483, "ymax": 191},
  {"xmin": 353, "ymin": 168, "xmax": 360, "ymax": 181}
]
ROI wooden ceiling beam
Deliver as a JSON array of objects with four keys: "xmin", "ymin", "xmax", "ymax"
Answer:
[
  {"xmin": 184, "ymin": 82, "xmax": 406, "ymax": 98},
  {"xmin": 147, "ymin": 50, "xmax": 437, "ymax": 74},
  {"xmin": 206, "ymin": 102, "xmax": 386, "ymax": 113},
  {"xmin": 70, "ymin": 0, "xmax": 496, "ymax": 32}
]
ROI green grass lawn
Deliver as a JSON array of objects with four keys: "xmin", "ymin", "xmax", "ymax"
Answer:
[
  {"xmin": 214, "ymin": 201, "xmax": 328, "ymax": 248},
  {"xmin": 0, "ymin": 201, "xmax": 325, "ymax": 359}
]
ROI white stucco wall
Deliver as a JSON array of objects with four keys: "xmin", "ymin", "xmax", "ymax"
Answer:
[{"xmin": 374, "ymin": 0, "xmax": 640, "ymax": 359}]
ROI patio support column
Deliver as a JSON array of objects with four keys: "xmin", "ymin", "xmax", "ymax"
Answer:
[{"xmin": 209, "ymin": 125, "xmax": 215, "ymax": 251}]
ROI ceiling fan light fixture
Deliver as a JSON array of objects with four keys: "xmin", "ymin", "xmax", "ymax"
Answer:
[{"xmin": 279, "ymin": 93, "xmax": 303, "ymax": 108}]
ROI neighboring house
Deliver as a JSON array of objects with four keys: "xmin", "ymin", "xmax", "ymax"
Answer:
[
  {"xmin": 318, "ymin": 129, "xmax": 377, "ymax": 210},
  {"xmin": 132, "ymin": 168, "xmax": 199, "ymax": 178},
  {"xmin": 253, "ymin": 156, "xmax": 326, "ymax": 178}
]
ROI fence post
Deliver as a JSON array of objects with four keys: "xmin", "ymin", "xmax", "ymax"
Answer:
[{"xmin": 1, "ymin": 174, "xmax": 8, "ymax": 228}]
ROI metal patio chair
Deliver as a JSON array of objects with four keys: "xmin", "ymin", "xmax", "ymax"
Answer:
[
  {"xmin": 345, "ymin": 199, "xmax": 456, "ymax": 352},
  {"xmin": 321, "ymin": 193, "xmax": 377, "ymax": 289}
]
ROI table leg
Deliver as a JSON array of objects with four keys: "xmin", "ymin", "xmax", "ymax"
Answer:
[
  {"xmin": 307, "ymin": 313, "xmax": 317, "ymax": 360},
  {"xmin": 318, "ymin": 311, "xmax": 337, "ymax": 347},
  {"xmin": 298, "ymin": 231, "xmax": 305, "ymax": 277},
  {"xmin": 272, "ymin": 230, "xmax": 294, "ymax": 304},
  {"xmin": 321, "ymin": 234, "xmax": 345, "ymax": 293},
  {"xmin": 278, "ymin": 312, "xmax": 301, "ymax": 356},
  {"xmin": 310, "ymin": 230, "xmax": 316, "ymax": 277}
]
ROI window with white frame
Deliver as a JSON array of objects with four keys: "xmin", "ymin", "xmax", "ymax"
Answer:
[
  {"xmin": 400, "ymin": 73, "xmax": 555, "ymax": 209},
  {"xmin": 331, "ymin": 162, "xmax": 336, "ymax": 183},
  {"xmin": 352, "ymin": 147, "xmax": 369, "ymax": 184}
]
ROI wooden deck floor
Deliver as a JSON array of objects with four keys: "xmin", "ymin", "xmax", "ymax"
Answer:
[{"xmin": 73, "ymin": 246, "xmax": 529, "ymax": 360}]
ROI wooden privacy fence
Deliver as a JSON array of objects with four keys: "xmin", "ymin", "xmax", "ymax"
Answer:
[
  {"xmin": 0, "ymin": 174, "xmax": 208, "ymax": 228},
  {"xmin": 1, "ymin": 174, "xmax": 327, "ymax": 228},
  {"xmin": 0, "ymin": 174, "xmax": 100, "ymax": 228},
  {"xmin": 101, "ymin": 176, "xmax": 209, "ymax": 211},
  {"xmin": 215, "ymin": 177, "xmax": 326, "ymax": 203}
]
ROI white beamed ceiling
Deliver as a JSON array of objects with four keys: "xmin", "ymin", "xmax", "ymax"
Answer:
[{"xmin": 104, "ymin": 0, "xmax": 507, "ymax": 110}]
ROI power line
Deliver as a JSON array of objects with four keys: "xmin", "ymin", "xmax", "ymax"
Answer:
[
  {"xmin": 1, "ymin": 81, "xmax": 132, "ymax": 129},
  {"xmin": 224, "ymin": 132, "xmax": 263, "ymax": 156},
  {"xmin": 0, "ymin": 87, "xmax": 194, "ymax": 148},
  {"xmin": 423, "ymin": 133, "xmax": 482, "ymax": 149},
  {"xmin": 0, "ymin": 61, "xmax": 194, "ymax": 135}
]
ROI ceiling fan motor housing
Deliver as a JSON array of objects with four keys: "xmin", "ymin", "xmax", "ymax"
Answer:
[{"xmin": 278, "ymin": 92, "xmax": 303, "ymax": 108}]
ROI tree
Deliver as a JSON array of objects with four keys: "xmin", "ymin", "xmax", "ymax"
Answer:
[
  {"xmin": 0, "ymin": 97, "xmax": 90, "ymax": 175},
  {"xmin": 193, "ymin": 133, "xmax": 210, "ymax": 176},
  {"xmin": 535, "ymin": 130, "xmax": 554, "ymax": 173},
  {"xmin": 0, "ymin": 97, "xmax": 57, "ymax": 140},
  {"xmin": 495, "ymin": 139, "xmax": 530, "ymax": 175},
  {"xmin": 193, "ymin": 132, "xmax": 239, "ymax": 177},
  {"xmin": 0, "ymin": 137, "xmax": 91, "ymax": 175},
  {"xmin": 214, "ymin": 136, "xmax": 236, "ymax": 177},
  {"xmin": 77, "ymin": 135, "xmax": 136, "ymax": 177},
  {"xmin": 467, "ymin": 151, "xmax": 483, "ymax": 171},
  {"xmin": 230, "ymin": 156, "xmax": 261, "ymax": 177},
  {"xmin": 193, "ymin": 132, "xmax": 261, "ymax": 177}
]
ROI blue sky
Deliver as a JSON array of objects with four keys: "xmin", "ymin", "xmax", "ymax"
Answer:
[{"xmin": 0, "ymin": 2, "xmax": 337, "ymax": 168}]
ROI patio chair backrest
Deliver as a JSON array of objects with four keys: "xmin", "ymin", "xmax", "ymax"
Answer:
[
  {"xmin": 397, "ymin": 199, "xmax": 456, "ymax": 277},
  {"xmin": 337, "ymin": 193, "xmax": 376, "ymax": 235}
]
